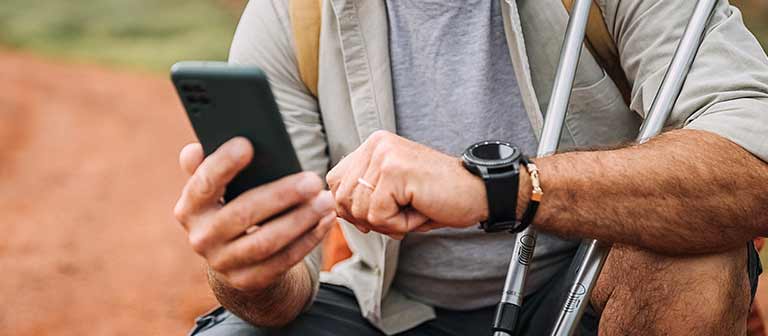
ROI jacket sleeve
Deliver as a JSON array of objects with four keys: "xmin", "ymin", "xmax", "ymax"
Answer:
[
  {"xmin": 228, "ymin": 0, "xmax": 327, "ymax": 308},
  {"xmin": 602, "ymin": 0, "xmax": 768, "ymax": 162}
]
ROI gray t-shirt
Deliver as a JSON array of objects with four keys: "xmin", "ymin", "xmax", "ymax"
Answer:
[{"xmin": 387, "ymin": 0, "xmax": 579, "ymax": 310}]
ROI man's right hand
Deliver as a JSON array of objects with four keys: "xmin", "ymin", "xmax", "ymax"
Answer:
[{"xmin": 173, "ymin": 137, "xmax": 336, "ymax": 292}]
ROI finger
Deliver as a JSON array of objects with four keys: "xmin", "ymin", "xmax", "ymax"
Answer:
[
  {"xmin": 179, "ymin": 143, "xmax": 204, "ymax": 176},
  {"xmin": 368, "ymin": 193, "xmax": 429, "ymax": 236},
  {"xmin": 334, "ymin": 154, "xmax": 373, "ymax": 221},
  {"xmin": 181, "ymin": 171, "xmax": 323, "ymax": 252},
  {"xmin": 209, "ymin": 172, "xmax": 325, "ymax": 242},
  {"xmin": 178, "ymin": 137, "xmax": 253, "ymax": 213},
  {"xmin": 398, "ymin": 209, "xmax": 430, "ymax": 233},
  {"xmin": 413, "ymin": 221, "xmax": 438, "ymax": 233},
  {"xmin": 353, "ymin": 223, "xmax": 370, "ymax": 234},
  {"xmin": 349, "ymin": 153, "xmax": 384, "ymax": 226},
  {"xmin": 348, "ymin": 181, "xmax": 373, "ymax": 226},
  {"xmin": 223, "ymin": 211, "xmax": 337, "ymax": 292},
  {"xmin": 326, "ymin": 155, "xmax": 353, "ymax": 193},
  {"xmin": 209, "ymin": 191, "xmax": 335, "ymax": 271},
  {"xmin": 326, "ymin": 130, "xmax": 386, "ymax": 191},
  {"xmin": 366, "ymin": 174, "xmax": 402, "ymax": 227},
  {"xmin": 330, "ymin": 131, "xmax": 383, "ymax": 203}
]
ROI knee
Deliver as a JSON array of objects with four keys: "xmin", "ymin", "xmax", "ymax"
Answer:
[{"xmin": 593, "ymin": 245, "xmax": 751, "ymax": 335}]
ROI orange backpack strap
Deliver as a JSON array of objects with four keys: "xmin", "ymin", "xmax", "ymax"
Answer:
[
  {"xmin": 289, "ymin": 0, "xmax": 322, "ymax": 97},
  {"xmin": 562, "ymin": 0, "xmax": 632, "ymax": 105},
  {"xmin": 290, "ymin": 0, "xmax": 352, "ymax": 271}
]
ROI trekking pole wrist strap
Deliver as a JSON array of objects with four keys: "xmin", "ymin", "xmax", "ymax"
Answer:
[{"xmin": 515, "ymin": 156, "xmax": 542, "ymax": 233}]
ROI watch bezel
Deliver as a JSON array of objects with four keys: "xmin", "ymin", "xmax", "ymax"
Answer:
[{"xmin": 462, "ymin": 141, "xmax": 521, "ymax": 169}]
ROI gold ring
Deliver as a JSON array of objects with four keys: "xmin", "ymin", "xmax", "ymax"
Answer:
[{"xmin": 357, "ymin": 177, "xmax": 375, "ymax": 190}]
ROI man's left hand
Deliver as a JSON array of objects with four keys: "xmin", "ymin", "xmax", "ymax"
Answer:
[{"xmin": 326, "ymin": 130, "xmax": 488, "ymax": 239}]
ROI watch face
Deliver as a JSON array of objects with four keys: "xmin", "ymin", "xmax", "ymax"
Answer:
[{"xmin": 464, "ymin": 141, "xmax": 520, "ymax": 167}]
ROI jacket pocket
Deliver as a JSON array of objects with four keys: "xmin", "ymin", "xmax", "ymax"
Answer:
[{"xmin": 566, "ymin": 71, "xmax": 642, "ymax": 148}]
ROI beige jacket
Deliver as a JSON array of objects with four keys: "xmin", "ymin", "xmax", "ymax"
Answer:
[{"xmin": 228, "ymin": 0, "xmax": 768, "ymax": 333}]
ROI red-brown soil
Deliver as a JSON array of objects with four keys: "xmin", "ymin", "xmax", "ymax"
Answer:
[
  {"xmin": 0, "ymin": 49, "xmax": 765, "ymax": 335},
  {"xmin": 0, "ymin": 50, "xmax": 215, "ymax": 335}
]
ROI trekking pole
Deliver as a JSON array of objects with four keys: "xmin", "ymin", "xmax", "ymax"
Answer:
[
  {"xmin": 548, "ymin": 1, "xmax": 719, "ymax": 335},
  {"xmin": 492, "ymin": 0, "xmax": 594, "ymax": 334}
]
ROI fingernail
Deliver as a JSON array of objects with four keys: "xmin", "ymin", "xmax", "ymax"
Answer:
[
  {"xmin": 312, "ymin": 191, "xmax": 334, "ymax": 213},
  {"xmin": 229, "ymin": 138, "xmax": 250, "ymax": 160},
  {"xmin": 297, "ymin": 173, "xmax": 322, "ymax": 197}
]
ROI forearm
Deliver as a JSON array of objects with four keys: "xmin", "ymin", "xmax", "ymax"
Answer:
[
  {"xmin": 528, "ymin": 129, "xmax": 768, "ymax": 254},
  {"xmin": 208, "ymin": 262, "xmax": 313, "ymax": 327}
]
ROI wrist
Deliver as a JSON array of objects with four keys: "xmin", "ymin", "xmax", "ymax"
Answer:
[
  {"xmin": 208, "ymin": 263, "xmax": 312, "ymax": 327},
  {"xmin": 460, "ymin": 158, "xmax": 490, "ymax": 224},
  {"xmin": 517, "ymin": 163, "xmax": 532, "ymax": 222},
  {"xmin": 471, "ymin": 173, "xmax": 491, "ymax": 224}
]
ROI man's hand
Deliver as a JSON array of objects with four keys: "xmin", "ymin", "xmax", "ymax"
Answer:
[
  {"xmin": 174, "ymin": 137, "xmax": 336, "ymax": 292},
  {"xmin": 326, "ymin": 130, "xmax": 488, "ymax": 238}
]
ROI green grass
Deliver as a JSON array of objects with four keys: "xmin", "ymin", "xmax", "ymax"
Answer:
[{"xmin": 0, "ymin": 0, "xmax": 242, "ymax": 72}]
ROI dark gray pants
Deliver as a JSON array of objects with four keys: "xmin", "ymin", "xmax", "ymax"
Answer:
[{"xmin": 190, "ymin": 243, "xmax": 761, "ymax": 336}]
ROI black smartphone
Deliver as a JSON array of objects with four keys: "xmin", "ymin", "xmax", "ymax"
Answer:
[{"xmin": 171, "ymin": 61, "xmax": 302, "ymax": 202}]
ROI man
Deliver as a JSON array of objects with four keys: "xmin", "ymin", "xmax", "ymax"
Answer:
[{"xmin": 174, "ymin": 0, "xmax": 768, "ymax": 335}]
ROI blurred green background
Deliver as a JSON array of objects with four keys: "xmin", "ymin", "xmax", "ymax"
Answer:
[
  {"xmin": 0, "ymin": 0, "xmax": 765, "ymax": 72},
  {"xmin": 0, "ymin": 0, "xmax": 245, "ymax": 71}
]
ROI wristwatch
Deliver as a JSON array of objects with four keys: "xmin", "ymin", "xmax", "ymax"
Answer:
[{"xmin": 462, "ymin": 141, "xmax": 524, "ymax": 233}]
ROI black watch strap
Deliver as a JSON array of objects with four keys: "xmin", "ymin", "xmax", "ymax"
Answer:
[{"xmin": 481, "ymin": 169, "xmax": 519, "ymax": 232}]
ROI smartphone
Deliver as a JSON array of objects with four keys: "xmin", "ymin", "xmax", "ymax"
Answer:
[{"xmin": 171, "ymin": 61, "xmax": 302, "ymax": 202}]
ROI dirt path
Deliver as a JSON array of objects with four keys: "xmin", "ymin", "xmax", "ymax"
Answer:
[{"xmin": 0, "ymin": 50, "xmax": 215, "ymax": 335}]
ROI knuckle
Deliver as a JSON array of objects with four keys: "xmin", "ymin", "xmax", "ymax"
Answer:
[
  {"xmin": 208, "ymin": 250, "xmax": 238, "ymax": 273},
  {"xmin": 190, "ymin": 173, "xmax": 217, "ymax": 199},
  {"xmin": 226, "ymin": 205, "xmax": 252, "ymax": 230},
  {"xmin": 188, "ymin": 229, "xmax": 212, "ymax": 255},
  {"xmin": 208, "ymin": 254, "xmax": 227, "ymax": 272},
  {"xmin": 380, "ymin": 156, "xmax": 400, "ymax": 173},
  {"xmin": 368, "ymin": 129, "xmax": 388, "ymax": 143},
  {"xmin": 248, "ymin": 235, "xmax": 276, "ymax": 260},
  {"xmin": 367, "ymin": 212, "xmax": 382, "ymax": 226},
  {"xmin": 326, "ymin": 173, "xmax": 338, "ymax": 187},
  {"xmin": 173, "ymin": 200, "xmax": 191, "ymax": 225},
  {"xmin": 375, "ymin": 140, "xmax": 393, "ymax": 155}
]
